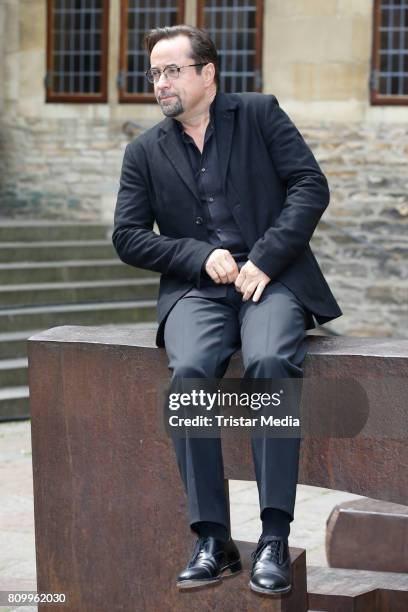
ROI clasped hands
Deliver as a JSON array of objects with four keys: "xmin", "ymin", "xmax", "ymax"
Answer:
[{"xmin": 204, "ymin": 248, "xmax": 270, "ymax": 302}]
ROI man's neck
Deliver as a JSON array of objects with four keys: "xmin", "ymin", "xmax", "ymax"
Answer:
[{"xmin": 178, "ymin": 89, "xmax": 217, "ymax": 133}]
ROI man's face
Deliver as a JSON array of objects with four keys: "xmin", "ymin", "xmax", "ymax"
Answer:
[{"xmin": 150, "ymin": 35, "xmax": 208, "ymax": 118}]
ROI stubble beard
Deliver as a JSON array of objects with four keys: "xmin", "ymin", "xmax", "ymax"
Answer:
[{"xmin": 158, "ymin": 94, "xmax": 184, "ymax": 117}]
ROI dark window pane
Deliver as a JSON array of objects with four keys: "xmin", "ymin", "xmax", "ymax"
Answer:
[
  {"xmin": 84, "ymin": 12, "xmax": 93, "ymax": 29},
  {"xmin": 379, "ymin": 76, "xmax": 387, "ymax": 93},
  {"xmin": 381, "ymin": 8, "xmax": 390, "ymax": 27},
  {"xmin": 127, "ymin": 11, "xmax": 135, "ymax": 30},
  {"xmin": 53, "ymin": 54, "xmax": 62, "ymax": 71},
  {"xmin": 53, "ymin": 73, "xmax": 60, "ymax": 92},
  {"xmin": 248, "ymin": 10, "xmax": 256, "ymax": 29},
  {"xmin": 380, "ymin": 30, "xmax": 388, "ymax": 49},
  {"xmin": 380, "ymin": 52, "xmax": 387, "ymax": 71},
  {"xmin": 62, "ymin": 72, "xmax": 70, "ymax": 93},
  {"xmin": 83, "ymin": 75, "xmax": 90, "ymax": 93},
  {"xmin": 128, "ymin": 54, "xmax": 135, "ymax": 73},
  {"xmin": 138, "ymin": 13, "xmax": 146, "ymax": 33},
  {"xmin": 391, "ymin": 76, "xmax": 399, "ymax": 92},
  {"xmin": 138, "ymin": 53, "xmax": 145, "ymax": 72},
  {"xmin": 53, "ymin": 31, "xmax": 61, "ymax": 51},
  {"xmin": 393, "ymin": 30, "xmax": 402, "ymax": 48}
]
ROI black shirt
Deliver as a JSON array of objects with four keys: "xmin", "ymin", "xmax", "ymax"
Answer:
[{"xmin": 173, "ymin": 97, "xmax": 248, "ymax": 296}]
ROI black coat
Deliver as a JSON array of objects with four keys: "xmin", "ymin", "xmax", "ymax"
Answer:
[{"xmin": 112, "ymin": 91, "xmax": 342, "ymax": 347}]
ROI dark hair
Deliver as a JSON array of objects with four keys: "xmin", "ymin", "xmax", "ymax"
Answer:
[{"xmin": 144, "ymin": 25, "xmax": 219, "ymax": 88}]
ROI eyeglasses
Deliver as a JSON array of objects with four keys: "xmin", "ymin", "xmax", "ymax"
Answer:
[{"xmin": 145, "ymin": 63, "xmax": 208, "ymax": 84}]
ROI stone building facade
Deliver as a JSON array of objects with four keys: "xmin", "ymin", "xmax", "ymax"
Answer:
[{"xmin": 0, "ymin": 0, "xmax": 407, "ymax": 336}]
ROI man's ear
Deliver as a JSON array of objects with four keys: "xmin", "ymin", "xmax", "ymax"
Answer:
[{"xmin": 203, "ymin": 62, "xmax": 216, "ymax": 86}]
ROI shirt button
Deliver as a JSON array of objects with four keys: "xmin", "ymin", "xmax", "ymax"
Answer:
[
  {"xmin": 208, "ymin": 197, "xmax": 214, "ymax": 202},
  {"xmin": 195, "ymin": 216, "xmax": 204, "ymax": 225},
  {"xmin": 201, "ymin": 167, "xmax": 206, "ymax": 172}
]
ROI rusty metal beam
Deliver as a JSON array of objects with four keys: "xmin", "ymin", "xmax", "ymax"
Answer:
[{"xmin": 28, "ymin": 326, "xmax": 310, "ymax": 611}]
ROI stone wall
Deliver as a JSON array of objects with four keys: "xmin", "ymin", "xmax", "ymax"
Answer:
[
  {"xmin": 1, "ymin": 114, "xmax": 406, "ymax": 338},
  {"xmin": 305, "ymin": 123, "xmax": 408, "ymax": 337},
  {"xmin": 0, "ymin": 115, "xmax": 135, "ymax": 222}
]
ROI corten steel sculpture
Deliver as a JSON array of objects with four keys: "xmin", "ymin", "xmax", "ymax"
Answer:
[{"xmin": 28, "ymin": 326, "xmax": 408, "ymax": 611}]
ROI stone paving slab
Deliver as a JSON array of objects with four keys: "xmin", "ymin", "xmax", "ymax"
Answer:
[{"xmin": 0, "ymin": 421, "xmax": 364, "ymax": 611}]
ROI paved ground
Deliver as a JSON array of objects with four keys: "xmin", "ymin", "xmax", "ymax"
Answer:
[{"xmin": 0, "ymin": 420, "xmax": 364, "ymax": 611}]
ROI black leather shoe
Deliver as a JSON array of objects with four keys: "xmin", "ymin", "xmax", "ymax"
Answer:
[
  {"xmin": 249, "ymin": 535, "xmax": 291, "ymax": 595},
  {"xmin": 176, "ymin": 536, "xmax": 242, "ymax": 589}
]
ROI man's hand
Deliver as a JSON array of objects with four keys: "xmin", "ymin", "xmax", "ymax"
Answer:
[
  {"xmin": 235, "ymin": 260, "xmax": 271, "ymax": 302},
  {"xmin": 204, "ymin": 249, "xmax": 239, "ymax": 284}
]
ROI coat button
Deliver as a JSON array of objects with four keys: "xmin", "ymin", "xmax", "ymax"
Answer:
[{"xmin": 195, "ymin": 216, "xmax": 203, "ymax": 225}]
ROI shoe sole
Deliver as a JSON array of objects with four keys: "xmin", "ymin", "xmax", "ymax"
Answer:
[
  {"xmin": 177, "ymin": 559, "xmax": 242, "ymax": 590},
  {"xmin": 249, "ymin": 580, "xmax": 292, "ymax": 596}
]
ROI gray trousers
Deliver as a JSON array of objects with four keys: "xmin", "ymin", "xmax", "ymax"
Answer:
[{"xmin": 163, "ymin": 281, "xmax": 310, "ymax": 533}]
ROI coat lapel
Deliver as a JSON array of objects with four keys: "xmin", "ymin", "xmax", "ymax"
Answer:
[
  {"xmin": 158, "ymin": 122, "xmax": 201, "ymax": 204},
  {"xmin": 213, "ymin": 92, "xmax": 239, "ymax": 191}
]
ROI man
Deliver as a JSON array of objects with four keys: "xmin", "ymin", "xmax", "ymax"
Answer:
[{"xmin": 112, "ymin": 25, "xmax": 342, "ymax": 596}]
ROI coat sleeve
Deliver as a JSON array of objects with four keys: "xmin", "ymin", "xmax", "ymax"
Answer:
[
  {"xmin": 112, "ymin": 140, "xmax": 216, "ymax": 287},
  {"xmin": 248, "ymin": 95, "xmax": 330, "ymax": 279}
]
